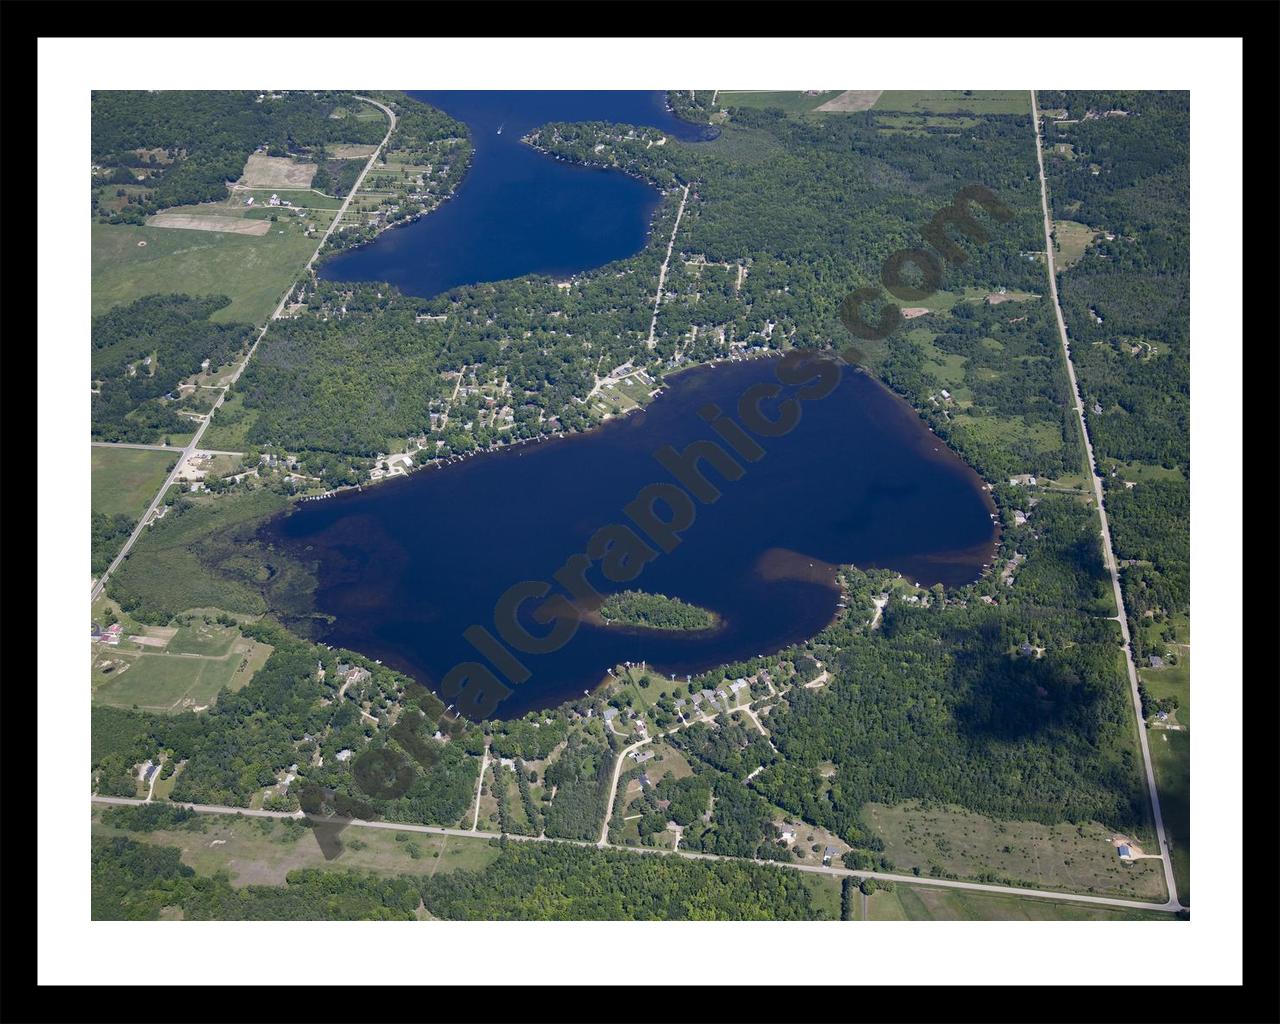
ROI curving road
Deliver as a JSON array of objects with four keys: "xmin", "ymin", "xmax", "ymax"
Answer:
[
  {"xmin": 90, "ymin": 96, "xmax": 397, "ymax": 606},
  {"xmin": 1030, "ymin": 90, "xmax": 1180, "ymax": 910}
]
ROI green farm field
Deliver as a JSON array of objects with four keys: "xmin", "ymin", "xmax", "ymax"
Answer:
[
  {"xmin": 92, "ymin": 446, "xmax": 174, "ymax": 521},
  {"xmin": 92, "ymin": 210, "xmax": 333, "ymax": 326}
]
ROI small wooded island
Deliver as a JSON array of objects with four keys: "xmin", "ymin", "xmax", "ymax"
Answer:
[{"xmin": 598, "ymin": 590, "xmax": 719, "ymax": 632}]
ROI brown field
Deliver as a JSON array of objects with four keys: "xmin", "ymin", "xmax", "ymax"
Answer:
[
  {"xmin": 147, "ymin": 213, "xmax": 270, "ymax": 236},
  {"xmin": 816, "ymin": 90, "xmax": 883, "ymax": 112},
  {"xmin": 238, "ymin": 153, "xmax": 317, "ymax": 189},
  {"xmin": 329, "ymin": 144, "xmax": 377, "ymax": 159},
  {"xmin": 986, "ymin": 290, "xmax": 1039, "ymax": 305},
  {"xmin": 901, "ymin": 307, "xmax": 931, "ymax": 319}
]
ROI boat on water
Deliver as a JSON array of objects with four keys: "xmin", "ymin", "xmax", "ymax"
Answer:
[{"xmin": 496, "ymin": 123, "xmax": 504, "ymax": 135}]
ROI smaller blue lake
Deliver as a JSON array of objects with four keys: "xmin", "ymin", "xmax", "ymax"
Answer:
[{"xmin": 318, "ymin": 91, "xmax": 712, "ymax": 299}]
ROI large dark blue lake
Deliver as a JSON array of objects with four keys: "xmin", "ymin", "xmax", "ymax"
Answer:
[
  {"xmin": 262, "ymin": 357, "xmax": 997, "ymax": 719},
  {"xmin": 318, "ymin": 90, "xmax": 711, "ymax": 298}
]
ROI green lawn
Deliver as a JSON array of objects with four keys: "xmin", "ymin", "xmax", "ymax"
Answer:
[
  {"xmin": 92, "ymin": 446, "xmax": 174, "ymax": 520},
  {"xmin": 236, "ymin": 188, "xmax": 344, "ymax": 210},
  {"xmin": 91, "ymin": 643, "xmax": 254, "ymax": 712},
  {"xmin": 873, "ymin": 91, "xmax": 1031, "ymax": 115},
  {"xmin": 92, "ymin": 211, "xmax": 333, "ymax": 326},
  {"xmin": 1141, "ymin": 649, "xmax": 1190, "ymax": 727}
]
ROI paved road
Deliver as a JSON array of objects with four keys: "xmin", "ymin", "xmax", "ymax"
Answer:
[
  {"xmin": 90, "ymin": 795, "xmax": 1178, "ymax": 913},
  {"xmin": 91, "ymin": 441, "xmax": 243, "ymax": 456},
  {"xmin": 89, "ymin": 96, "xmax": 397, "ymax": 607},
  {"xmin": 1030, "ymin": 90, "xmax": 1180, "ymax": 911}
]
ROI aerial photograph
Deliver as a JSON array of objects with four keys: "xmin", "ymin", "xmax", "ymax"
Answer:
[{"xmin": 79, "ymin": 83, "xmax": 1195, "ymax": 928}]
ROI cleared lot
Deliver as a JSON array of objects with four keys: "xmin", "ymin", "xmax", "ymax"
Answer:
[
  {"xmin": 238, "ymin": 153, "xmax": 317, "ymax": 188},
  {"xmin": 148, "ymin": 213, "xmax": 271, "ymax": 235},
  {"xmin": 816, "ymin": 90, "xmax": 883, "ymax": 112}
]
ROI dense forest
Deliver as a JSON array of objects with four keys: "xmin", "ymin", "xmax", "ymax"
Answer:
[
  {"xmin": 90, "ymin": 91, "xmax": 386, "ymax": 217},
  {"xmin": 599, "ymin": 590, "xmax": 717, "ymax": 631},
  {"xmin": 417, "ymin": 839, "xmax": 827, "ymax": 920},
  {"xmin": 540, "ymin": 727, "xmax": 617, "ymax": 840},
  {"xmin": 1039, "ymin": 91, "xmax": 1190, "ymax": 656}
]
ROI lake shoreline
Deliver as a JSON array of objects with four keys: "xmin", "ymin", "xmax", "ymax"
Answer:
[{"xmin": 261, "ymin": 355, "xmax": 999, "ymax": 719}]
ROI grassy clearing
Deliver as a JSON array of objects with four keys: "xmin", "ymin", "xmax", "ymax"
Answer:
[
  {"xmin": 200, "ymin": 390, "xmax": 259, "ymax": 451},
  {"xmin": 875, "ymin": 113, "xmax": 980, "ymax": 132},
  {"xmin": 864, "ymin": 801, "xmax": 1167, "ymax": 901},
  {"xmin": 873, "ymin": 91, "xmax": 1030, "ymax": 115},
  {"xmin": 867, "ymin": 884, "xmax": 1172, "ymax": 920},
  {"xmin": 92, "ymin": 593, "xmax": 148, "ymax": 635},
  {"xmin": 92, "ymin": 446, "xmax": 174, "ymax": 521},
  {"xmin": 1142, "ymin": 645, "xmax": 1189, "ymax": 904},
  {"xmin": 1112, "ymin": 460, "xmax": 1186, "ymax": 485},
  {"xmin": 92, "ymin": 212, "xmax": 332, "ymax": 326},
  {"xmin": 167, "ymin": 621, "xmax": 236, "ymax": 657},
  {"xmin": 949, "ymin": 412, "xmax": 1063, "ymax": 456},
  {"xmin": 799, "ymin": 873, "xmax": 843, "ymax": 919},
  {"xmin": 1052, "ymin": 220, "xmax": 1098, "ymax": 269},
  {"xmin": 1148, "ymin": 728, "xmax": 1190, "ymax": 905},
  {"xmin": 91, "ymin": 808, "xmax": 501, "ymax": 887},
  {"xmin": 235, "ymin": 187, "xmax": 343, "ymax": 210},
  {"xmin": 1141, "ymin": 649, "xmax": 1190, "ymax": 728},
  {"xmin": 91, "ymin": 633, "xmax": 269, "ymax": 713}
]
